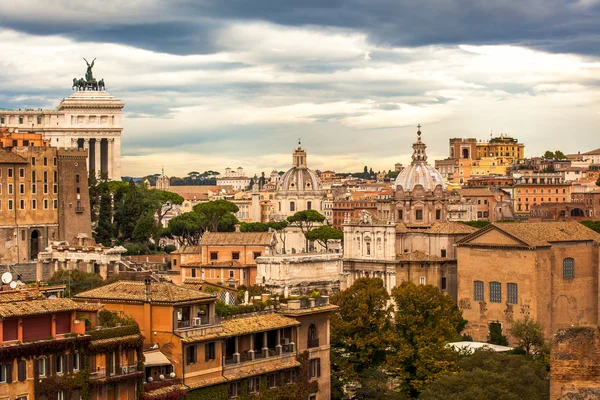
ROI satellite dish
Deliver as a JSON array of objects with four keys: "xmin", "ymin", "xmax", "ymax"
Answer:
[
  {"xmin": 1, "ymin": 272, "xmax": 13, "ymax": 284},
  {"xmin": 9, "ymin": 281, "xmax": 17, "ymax": 289}
]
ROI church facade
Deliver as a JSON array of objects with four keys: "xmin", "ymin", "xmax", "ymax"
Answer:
[{"xmin": 343, "ymin": 127, "xmax": 475, "ymax": 300}]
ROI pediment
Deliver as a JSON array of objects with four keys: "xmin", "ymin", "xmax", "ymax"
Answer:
[{"xmin": 459, "ymin": 226, "xmax": 529, "ymax": 247}]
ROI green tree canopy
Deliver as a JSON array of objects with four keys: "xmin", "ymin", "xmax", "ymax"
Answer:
[
  {"xmin": 510, "ymin": 317, "xmax": 546, "ymax": 355},
  {"xmin": 596, "ymin": 176, "xmax": 600, "ymax": 187},
  {"xmin": 240, "ymin": 222, "xmax": 270, "ymax": 232},
  {"xmin": 150, "ymin": 189, "xmax": 184, "ymax": 227},
  {"xmin": 305, "ymin": 225, "xmax": 343, "ymax": 249},
  {"xmin": 419, "ymin": 350, "xmax": 549, "ymax": 400},
  {"xmin": 193, "ymin": 200, "xmax": 239, "ymax": 232},
  {"xmin": 48, "ymin": 269, "xmax": 104, "ymax": 297},
  {"xmin": 331, "ymin": 278, "xmax": 394, "ymax": 378},
  {"xmin": 287, "ymin": 210, "xmax": 326, "ymax": 233},
  {"xmin": 167, "ymin": 212, "xmax": 204, "ymax": 245},
  {"xmin": 388, "ymin": 281, "xmax": 466, "ymax": 396}
]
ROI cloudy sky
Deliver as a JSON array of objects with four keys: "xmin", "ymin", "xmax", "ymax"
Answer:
[{"xmin": 1, "ymin": 1, "xmax": 599, "ymax": 177}]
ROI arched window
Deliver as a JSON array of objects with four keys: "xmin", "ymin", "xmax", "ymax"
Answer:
[
  {"xmin": 308, "ymin": 324, "xmax": 319, "ymax": 348},
  {"xmin": 307, "ymin": 201, "xmax": 312, "ymax": 210},
  {"xmin": 37, "ymin": 357, "xmax": 48, "ymax": 377},
  {"xmin": 290, "ymin": 201, "xmax": 295, "ymax": 212},
  {"xmin": 563, "ymin": 258, "xmax": 574, "ymax": 279}
]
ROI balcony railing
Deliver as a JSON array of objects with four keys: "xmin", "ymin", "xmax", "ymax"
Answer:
[
  {"xmin": 176, "ymin": 316, "xmax": 209, "ymax": 330},
  {"xmin": 307, "ymin": 338, "xmax": 320, "ymax": 348},
  {"xmin": 90, "ymin": 365, "xmax": 137, "ymax": 379}
]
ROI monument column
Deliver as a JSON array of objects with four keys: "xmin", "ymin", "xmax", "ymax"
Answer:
[
  {"xmin": 107, "ymin": 138, "xmax": 114, "ymax": 180},
  {"xmin": 94, "ymin": 139, "xmax": 101, "ymax": 176}
]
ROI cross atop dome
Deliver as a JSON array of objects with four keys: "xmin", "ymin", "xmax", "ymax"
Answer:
[{"xmin": 411, "ymin": 124, "xmax": 428, "ymax": 164}]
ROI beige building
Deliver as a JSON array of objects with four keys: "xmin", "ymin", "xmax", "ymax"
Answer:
[
  {"xmin": 456, "ymin": 222, "xmax": 600, "ymax": 343},
  {"xmin": 0, "ymin": 130, "xmax": 92, "ymax": 265},
  {"xmin": 0, "ymin": 90, "xmax": 124, "ymax": 180}
]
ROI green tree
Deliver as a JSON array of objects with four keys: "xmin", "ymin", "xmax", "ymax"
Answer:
[
  {"xmin": 305, "ymin": 225, "xmax": 343, "ymax": 250},
  {"xmin": 510, "ymin": 317, "xmax": 545, "ymax": 355},
  {"xmin": 132, "ymin": 211, "xmax": 159, "ymax": 244},
  {"xmin": 95, "ymin": 191, "xmax": 115, "ymax": 246},
  {"xmin": 330, "ymin": 278, "xmax": 394, "ymax": 379},
  {"xmin": 388, "ymin": 281, "xmax": 466, "ymax": 396},
  {"xmin": 420, "ymin": 350, "xmax": 549, "ymax": 400},
  {"xmin": 488, "ymin": 321, "xmax": 509, "ymax": 346},
  {"xmin": 581, "ymin": 220, "xmax": 600, "ymax": 233},
  {"xmin": 353, "ymin": 368, "xmax": 406, "ymax": 400},
  {"xmin": 542, "ymin": 150, "xmax": 555, "ymax": 159},
  {"xmin": 49, "ymin": 269, "xmax": 104, "ymax": 297},
  {"xmin": 554, "ymin": 150, "xmax": 566, "ymax": 159},
  {"xmin": 193, "ymin": 200, "xmax": 239, "ymax": 232},
  {"xmin": 150, "ymin": 189, "xmax": 184, "ymax": 228},
  {"xmin": 596, "ymin": 175, "xmax": 600, "ymax": 187},
  {"xmin": 114, "ymin": 179, "xmax": 145, "ymax": 240},
  {"xmin": 167, "ymin": 212, "xmax": 204, "ymax": 245},
  {"xmin": 287, "ymin": 210, "xmax": 326, "ymax": 234},
  {"xmin": 240, "ymin": 222, "xmax": 269, "ymax": 232}
]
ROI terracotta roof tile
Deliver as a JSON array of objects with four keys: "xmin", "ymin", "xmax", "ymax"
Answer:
[
  {"xmin": 0, "ymin": 150, "xmax": 28, "ymax": 164},
  {"xmin": 171, "ymin": 246, "xmax": 202, "ymax": 255},
  {"xmin": 0, "ymin": 291, "xmax": 29, "ymax": 303},
  {"xmin": 583, "ymin": 148, "xmax": 600, "ymax": 156},
  {"xmin": 74, "ymin": 281, "xmax": 213, "ymax": 304},
  {"xmin": 456, "ymin": 187, "xmax": 495, "ymax": 197},
  {"xmin": 186, "ymin": 376, "xmax": 227, "ymax": 390},
  {"xmin": 201, "ymin": 232, "xmax": 275, "ymax": 246},
  {"xmin": 224, "ymin": 357, "xmax": 300, "ymax": 381},
  {"xmin": 0, "ymin": 298, "xmax": 79, "ymax": 319},
  {"xmin": 183, "ymin": 313, "xmax": 300, "ymax": 343},
  {"xmin": 493, "ymin": 221, "xmax": 600, "ymax": 247},
  {"xmin": 425, "ymin": 222, "xmax": 478, "ymax": 234},
  {"xmin": 90, "ymin": 334, "xmax": 142, "ymax": 348},
  {"xmin": 279, "ymin": 304, "xmax": 338, "ymax": 316},
  {"xmin": 75, "ymin": 302, "xmax": 104, "ymax": 312}
]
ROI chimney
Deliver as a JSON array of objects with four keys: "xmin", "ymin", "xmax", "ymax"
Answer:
[
  {"xmin": 234, "ymin": 224, "xmax": 241, "ymax": 232},
  {"xmin": 144, "ymin": 278, "xmax": 152, "ymax": 302}
]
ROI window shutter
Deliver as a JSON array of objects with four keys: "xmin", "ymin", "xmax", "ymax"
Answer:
[
  {"xmin": 50, "ymin": 355, "xmax": 56, "ymax": 376},
  {"xmin": 18, "ymin": 359, "xmax": 26, "ymax": 381},
  {"xmin": 72, "ymin": 389, "xmax": 80, "ymax": 400},
  {"xmin": 115, "ymin": 350, "xmax": 121, "ymax": 374},
  {"xmin": 193, "ymin": 346, "xmax": 197, "ymax": 363},
  {"xmin": 106, "ymin": 353, "xmax": 111, "ymax": 376},
  {"xmin": 67, "ymin": 353, "xmax": 73, "ymax": 373},
  {"xmin": 316, "ymin": 359, "xmax": 321, "ymax": 378},
  {"xmin": 33, "ymin": 358, "xmax": 39, "ymax": 379},
  {"xmin": 205, "ymin": 344, "xmax": 210, "ymax": 362},
  {"xmin": 6, "ymin": 362, "xmax": 13, "ymax": 383}
]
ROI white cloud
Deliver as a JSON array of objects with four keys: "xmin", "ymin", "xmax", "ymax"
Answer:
[{"xmin": 0, "ymin": 22, "xmax": 599, "ymax": 177}]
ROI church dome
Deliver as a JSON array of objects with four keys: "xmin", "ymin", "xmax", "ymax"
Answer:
[
  {"xmin": 278, "ymin": 142, "xmax": 322, "ymax": 192},
  {"xmin": 393, "ymin": 126, "xmax": 446, "ymax": 192}
]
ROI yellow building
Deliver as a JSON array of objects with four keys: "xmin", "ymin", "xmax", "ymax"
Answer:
[{"xmin": 476, "ymin": 134, "xmax": 525, "ymax": 164}]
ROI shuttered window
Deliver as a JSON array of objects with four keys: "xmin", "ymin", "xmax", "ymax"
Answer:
[
  {"xmin": 2, "ymin": 319, "xmax": 18, "ymax": 341},
  {"xmin": 55, "ymin": 313, "xmax": 71, "ymax": 334},
  {"xmin": 22, "ymin": 315, "xmax": 52, "ymax": 341},
  {"xmin": 473, "ymin": 281, "xmax": 484, "ymax": 301},
  {"xmin": 18, "ymin": 359, "xmax": 26, "ymax": 381}
]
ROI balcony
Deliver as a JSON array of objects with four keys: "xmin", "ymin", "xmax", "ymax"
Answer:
[
  {"xmin": 177, "ymin": 316, "xmax": 209, "ymax": 329},
  {"xmin": 307, "ymin": 338, "xmax": 320, "ymax": 348},
  {"xmin": 89, "ymin": 365, "xmax": 138, "ymax": 380}
]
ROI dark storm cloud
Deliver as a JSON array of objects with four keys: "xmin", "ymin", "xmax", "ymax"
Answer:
[{"xmin": 1, "ymin": 1, "xmax": 599, "ymax": 55}]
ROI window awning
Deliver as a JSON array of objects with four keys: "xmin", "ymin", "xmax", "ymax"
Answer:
[{"xmin": 144, "ymin": 350, "xmax": 172, "ymax": 367}]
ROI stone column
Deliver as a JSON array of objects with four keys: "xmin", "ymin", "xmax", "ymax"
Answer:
[
  {"xmin": 233, "ymin": 336, "xmax": 240, "ymax": 363},
  {"xmin": 248, "ymin": 334, "xmax": 255, "ymax": 360},
  {"xmin": 99, "ymin": 264, "xmax": 108, "ymax": 280},
  {"xmin": 59, "ymin": 260, "xmax": 67, "ymax": 271},
  {"xmin": 94, "ymin": 139, "xmax": 101, "ymax": 176},
  {"xmin": 262, "ymin": 332, "xmax": 269, "ymax": 358},
  {"xmin": 276, "ymin": 329, "xmax": 282, "ymax": 355},
  {"xmin": 87, "ymin": 261, "xmax": 94, "ymax": 273}
]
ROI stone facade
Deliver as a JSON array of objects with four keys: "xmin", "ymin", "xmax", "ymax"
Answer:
[
  {"xmin": 550, "ymin": 327, "xmax": 600, "ymax": 400},
  {"xmin": 0, "ymin": 90, "xmax": 124, "ymax": 180},
  {"xmin": 255, "ymin": 253, "xmax": 344, "ymax": 295},
  {"xmin": 456, "ymin": 222, "xmax": 600, "ymax": 343},
  {"xmin": 0, "ymin": 132, "xmax": 92, "ymax": 265}
]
